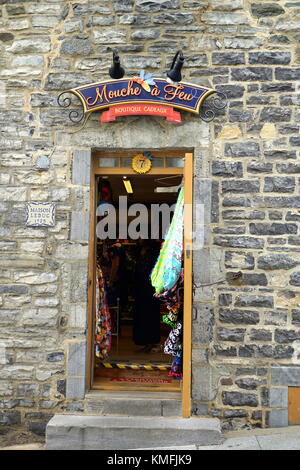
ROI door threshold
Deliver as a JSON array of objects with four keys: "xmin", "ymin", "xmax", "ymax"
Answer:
[
  {"xmin": 92, "ymin": 375, "xmax": 181, "ymax": 392},
  {"xmin": 86, "ymin": 390, "xmax": 182, "ymax": 399}
]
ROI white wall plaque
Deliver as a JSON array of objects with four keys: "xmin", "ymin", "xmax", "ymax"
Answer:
[{"xmin": 25, "ymin": 202, "xmax": 55, "ymax": 227}]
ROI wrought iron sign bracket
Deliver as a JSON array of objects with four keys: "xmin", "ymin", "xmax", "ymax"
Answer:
[
  {"xmin": 58, "ymin": 91, "xmax": 85, "ymax": 124},
  {"xmin": 198, "ymin": 91, "xmax": 227, "ymax": 122}
]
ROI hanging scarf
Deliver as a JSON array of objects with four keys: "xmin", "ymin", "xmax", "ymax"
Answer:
[
  {"xmin": 95, "ymin": 264, "xmax": 112, "ymax": 360},
  {"xmin": 151, "ymin": 187, "xmax": 184, "ymax": 294}
]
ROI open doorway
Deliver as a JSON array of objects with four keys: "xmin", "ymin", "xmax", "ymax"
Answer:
[
  {"xmin": 87, "ymin": 150, "xmax": 193, "ymax": 409},
  {"xmin": 94, "ymin": 172, "xmax": 182, "ymax": 391}
]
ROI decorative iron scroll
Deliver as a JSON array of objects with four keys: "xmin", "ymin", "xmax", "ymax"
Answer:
[
  {"xmin": 57, "ymin": 77, "xmax": 227, "ymax": 125},
  {"xmin": 199, "ymin": 91, "xmax": 228, "ymax": 123},
  {"xmin": 57, "ymin": 91, "xmax": 85, "ymax": 123}
]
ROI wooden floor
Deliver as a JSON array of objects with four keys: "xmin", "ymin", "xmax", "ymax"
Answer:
[{"xmin": 93, "ymin": 323, "xmax": 181, "ymax": 392}]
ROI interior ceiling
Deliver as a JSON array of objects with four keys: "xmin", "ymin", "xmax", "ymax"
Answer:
[{"xmin": 99, "ymin": 174, "xmax": 182, "ymax": 204}]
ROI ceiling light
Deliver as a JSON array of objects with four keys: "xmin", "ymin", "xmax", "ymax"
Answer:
[{"xmin": 123, "ymin": 177, "xmax": 133, "ymax": 194}]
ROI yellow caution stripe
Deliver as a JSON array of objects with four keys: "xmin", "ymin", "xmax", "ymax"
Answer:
[{"xmin": 96, "ymin": 362, "xmax": 171, "ymax": 371}]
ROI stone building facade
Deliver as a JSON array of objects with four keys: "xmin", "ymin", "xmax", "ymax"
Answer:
[{"xmin": 1, "ymin": 0, "xmax": 300, "ymax": 437}]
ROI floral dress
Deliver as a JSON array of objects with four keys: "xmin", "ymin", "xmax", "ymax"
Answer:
[{"xmin": 95, "ymin": 264, "xmax": 112, "ymax": 360}]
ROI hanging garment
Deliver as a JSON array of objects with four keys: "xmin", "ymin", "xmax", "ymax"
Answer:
[
  {"xmin": 133, "ymin": 242, "xmax": 161, "ymax": 346},
  {"xmin": 107, "ymin": 242, "xmax": 128, "ymax": 308},
  {"xmin": 155, "ymin": 269, "xmax": 183, "ymax": 326},
  {"xmin": 150, "ymin": 187, "xmax": 184, "ymax": 294},
  {"xmin": 168, "ymin": 354, "xmax": 182, "ymax": 379},
  {"xmin": 164, "ymin": 319, "xmax": 183, "ymax": 356},
  {"xmin": 95, "ymin": 264, "xmax": 112, "ymax": 360},
  {"xmin": 164, "ymin": 304, "xmax": 183, "ymax": 380}
]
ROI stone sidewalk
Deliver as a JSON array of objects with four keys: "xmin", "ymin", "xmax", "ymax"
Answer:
[
  {"xmin": 1, "ymin": 426, "xmax": 300, "ymax": 450},
  {"xmin": 140, "ymin": 425, "xmax": 300, "ymax": 450}
]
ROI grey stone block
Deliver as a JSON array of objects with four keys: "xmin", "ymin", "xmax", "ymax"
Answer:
[
  {"xmin": 192, "ymin": 404, "xmax": 209, "ymax": 416},
  {"xmin": 192, "ymin": 304, "xmax": 214, "ymax": 345},
  {"xmin": 272, "ymin": 366, "xmax": 300, "ymax": 386},
  {"xmin": 46, "ymin": 415, "xmax": 223, "ymax": 449},
  {"xmin": 192, "ymin": 365, "xmax": 230, "ymax": 401},
  {"xmin": 161, "ymin": 400, "xmax": 182, "ymax": 417},
  {"xmin": 85, "ymin": 397, "xmax": 181, "ymax": 417},
  {"xmin": 61, "ymin": 263, "xmax": 88, "ymax": 303},
  {"xmin": 28, "ymin": 421, "xmax": 48, "ymax": 436},
  {"xmin": 70, "ymin": 212, "xmax": 90, "ymax": 242},
  {"xmin": 0, "ymin": 410, "xmax": 21, "ymax": 426},
  {"xmin": 66, "ymin": 377, "xmax": 85, "ymax": 399},
  {"xmin": 72, "ymin": 149, "xmax": 91, "ymax": 185},
  {"xmin": 87, "ymin": 398, "xmax": 160, "ymax": 416},
  {"xmin": 222, "ymin": 391, "xmax": 258, "ymax": 407},
  {"xmin": 258, "ymin": 254, "xmax": 298, "ymax": 270},
  {"xmin": 192, "ymin": 348, "xmax": 208, "ymax": 363},
  {"xmin": 269, "ymin": 387, "xmax": 288, "ymax": 408},
  {"xmin": 67, "ymin": 341, "xmax": 86, "ymax": 377},
  {"xmin": 251, "ymin": 3, "xmax": 284, "ymax": 17},
  {"xmin": 36, "ymin": 155, "xmax": 50, "ymax": 170},
  {"xmin": 269, "ymin": 409, "xmax": 288, "ymax": 428},
  {"xmin": 136, "ymin": 0, "xmax": 180, "ymax": 12},
  {"xmin": 60, "ymin": 38, "xmax": 93, "ymax": 56}
]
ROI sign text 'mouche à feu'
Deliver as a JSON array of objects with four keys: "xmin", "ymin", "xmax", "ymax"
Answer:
[{"xmin": 70, "ymin": 77, "xmax": 215, "ymax": 116}]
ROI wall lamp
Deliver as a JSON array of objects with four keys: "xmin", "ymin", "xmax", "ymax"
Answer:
[
  {"xmin": 109, "ymin": 49, "xmax": 125, "ymax": 79},
  {"xmin": 166, "ymin": 50, "xmax": 185, "ymax": 84},
  {"xmin": 123, "ymin": 176, "xmax": 133, "ymax": 194}
]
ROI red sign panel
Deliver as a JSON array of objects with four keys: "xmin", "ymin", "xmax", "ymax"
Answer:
[
  {"xmin": 101, "ymin": 104, "xmax": 182, "ymax": 124},
  {"xmin": 110, "ymin": 377, "xmax": 173, "ymax": 383}
]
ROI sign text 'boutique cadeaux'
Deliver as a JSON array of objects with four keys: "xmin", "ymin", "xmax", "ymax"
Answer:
[{"xmin": 58, "ymin": 70, "xmax": 226, "ymax": 125}]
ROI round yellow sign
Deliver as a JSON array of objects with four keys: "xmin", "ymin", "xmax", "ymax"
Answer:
[{"xmin": 132, "ymin": 154, "xmax": 152, "ymax": 174}]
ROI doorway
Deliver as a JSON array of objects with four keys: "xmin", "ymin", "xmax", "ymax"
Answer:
[{"xmin": 87, "ymin": 150, "xmax": 193, "ymax": 416}]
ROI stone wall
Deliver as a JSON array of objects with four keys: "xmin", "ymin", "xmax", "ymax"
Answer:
[{"xmin": 1, "ymin": 0, "xmax": 300, "ymax": 435}]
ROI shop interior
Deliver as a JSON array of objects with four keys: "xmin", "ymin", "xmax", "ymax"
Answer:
[{"xmin": 93, "ymin": 171, "xmax": 183, "ymax": 391}]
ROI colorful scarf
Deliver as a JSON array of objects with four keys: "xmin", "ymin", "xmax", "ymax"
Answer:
[
  {"xmin": 95, "ymin": 264, "xmax": 112, "ymax": 360},
  {"xmin": 150, "ymin": 187, "xmax": 184, "ymax": 294}
]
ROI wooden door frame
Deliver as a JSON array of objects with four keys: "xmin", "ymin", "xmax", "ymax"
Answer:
[
  {"xmin": 182, "ymin": 152, "xmax": 193, "ymax": 418},
  {"xmin": 86, "ymin": 150, "xmax": 193, "ymax": 418}
]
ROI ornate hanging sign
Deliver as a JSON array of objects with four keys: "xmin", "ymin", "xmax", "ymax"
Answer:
[{"xmin": 58, "ymin": 71, "xmax": 227, "ymax": 124}]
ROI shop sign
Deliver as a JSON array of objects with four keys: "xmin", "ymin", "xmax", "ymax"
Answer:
[
  {"xmin": 101, "ymin": 103, "xmax": 182, "ymax": 123},
  {"xmin": 58, "ymin": 72, "xmax": 226, "ymax": 124},
  {"xmin": 25, "ymin": 202, "xmax": 55, "ymax": 227}
]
